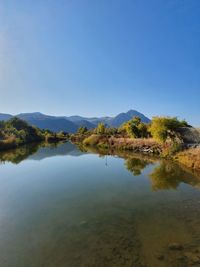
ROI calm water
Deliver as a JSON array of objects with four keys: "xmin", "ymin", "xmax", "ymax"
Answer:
[{"xmin": 0, "ymin": 142, "xmax": 200, "ymax": 267}]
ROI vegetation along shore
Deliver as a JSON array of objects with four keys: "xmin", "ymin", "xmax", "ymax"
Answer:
[
  {"xmin": 0, "ymin": 115, "xmax": 200, "ymax": 172},
  {"xmin": 70, "ymin": 116, "xmax": 200, "ymax": 171},
  {"xmin": 0, "ymin": 117, "xmax": 68, "ymax": 151}
]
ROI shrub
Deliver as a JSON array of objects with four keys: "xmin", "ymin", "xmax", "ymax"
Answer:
[
  {"xmin": 121, "ymin": 116, "xmax": 149, "ymax": 138},
  {"xmin": 0, "ymin": 118, "xmax": 46, "ymax": 150},
  {"xmin": 149, "ymin": 116, "xmax": 187, "ymax": 143},
  {"xmin": 77, "ymin": 126, "xmax": 88, "ymax": 135},
  {"xmin": 83, "ymin": 134, "xmax": 101, "ymax": 146},
  {"xmin": 95, "ymin": 123, "xmax": 105, "ymax": 135},
  {"xmin": 162, "ymin": 142, "xmax": 183, "ymax": 157}
]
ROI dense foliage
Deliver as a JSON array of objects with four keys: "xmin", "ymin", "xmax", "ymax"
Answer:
[
  {"xmin": 0, "ymin": 117, "xmax": 68, "ymax": 151},
  {"xmin": 70, "ymin": 115, "xmax": 192, "ymax": 157},
  {"xmin": 73, "ymin": 116, "xmax": 189, "ymax": 144},
  {"xmin": 95, "ymin": 123, "xmax": 106, "ymax": 135},
  {"xmin": 149, "ymin": 117, "xmax": 189, "ymax": 143},
  {"xmin": 0, "ymin": 117, "xmax": 44, "ymax": 146},
  {"xmin": 119, "ymin": 116, "xmax": 149, "ymax": 138},
  {"xmin": 77, "ymin": 126, "xmax": 88, "ymax": 135}
]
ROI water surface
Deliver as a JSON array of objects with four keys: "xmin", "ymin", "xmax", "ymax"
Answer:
[{"xmin": 0, "ymin": 142, "xmax": 200, "ymax": 267}]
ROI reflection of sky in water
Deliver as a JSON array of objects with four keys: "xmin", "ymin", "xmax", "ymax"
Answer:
[{"xmin": 0, "ymin": 143, "xmax": 200, "ymax": 266}]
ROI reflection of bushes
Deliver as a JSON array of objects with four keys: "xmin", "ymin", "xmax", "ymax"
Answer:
[
  {"xmin": 150, "ymin": 160, "xmax": 200, "ymax": 191},
  {"xmin": 0, "ymin": 142, "xmax": 68, "ymax": 164},
  {"xmin": 125, "ymin": 158, "xmax": 149, "ymax": 176},
  {"xmin": 0, "ymin": 143, "xmax": 40, "ymax": 164},
  {"xmin": 0, "ymin": 141, "xmax": 69, "ymax": 164},
  {"xmin": 150, "ymin": 161, "xmax": 182, "ymax": 190},
  {"xmin": 76, "ymin": 144, "xmax": 200, "ymax": 191},
  {"xmin": 175, "ymin": 147, "xmax": 200, "ymax": 171}
]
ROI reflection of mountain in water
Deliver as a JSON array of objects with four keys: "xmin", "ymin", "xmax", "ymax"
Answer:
[
  {"xmin": 29, "ymin": 142, "xmax": 85, "ymax": 161},
  {"xmin": 0, "ymin": 142, "xmax": 85, "ymax": 164},
  {"xmin": 1, "ymin": 142, "xmax": 200, "ymax": 191}
]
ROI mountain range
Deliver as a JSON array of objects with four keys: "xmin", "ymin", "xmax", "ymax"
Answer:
[{"xmin": 0, "ymin": 110, "xmax": 150, "ymax": 133}]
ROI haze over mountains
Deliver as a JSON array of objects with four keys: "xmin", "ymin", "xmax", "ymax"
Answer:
[{"xmin": 0, "ymin": 110, "xmax": 150, "ymax": 133}]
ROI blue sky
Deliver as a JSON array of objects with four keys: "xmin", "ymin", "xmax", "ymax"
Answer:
[{"xmin": 0, "ymin": 0, "xmax": 200, "ymax": 125}]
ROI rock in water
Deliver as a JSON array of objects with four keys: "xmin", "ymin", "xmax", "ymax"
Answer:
[{"xmin": 168, "ymin": 243, "xmax": 183, "ymax": 250}]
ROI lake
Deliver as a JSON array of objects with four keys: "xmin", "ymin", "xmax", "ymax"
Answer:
[{"xmin": 0, "ymin": 142, "xmax": 200, "ymax": 267}]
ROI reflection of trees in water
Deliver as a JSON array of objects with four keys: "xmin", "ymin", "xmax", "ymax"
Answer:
[
  {"xmin": 150, "ymin": 161, "xmax": 183, "ymax": 190},
  {"xmin": 0, "ymin": 142, "xmax": 62, "ymax": 164},
  {"xmin": 0, "ymin": 142, "xmax": 83, "ymax": 164},
  {"xmin": 2, "ymin": 142, "xmax": 200, "ymax": 190},
  {"xmin": 125, "ymin": 158, "xmax": 149, "ymax": 176},
  {"xmin": 150, "ymin": 160, "xmax": 200, "ymax": 191},
  {"xmin": 0, "ymin": 143, "xmax": 41, "ymax": 164},
  {"xmin": 123, "ymin": 155, "xmax": 200, "ymax": 191}
]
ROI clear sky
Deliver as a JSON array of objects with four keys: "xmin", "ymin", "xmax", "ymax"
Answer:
[{"xmin": 0, "ymin": 1, "xmax": 200, "ymax": 125}]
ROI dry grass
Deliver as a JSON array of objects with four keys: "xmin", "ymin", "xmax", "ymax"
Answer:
[
  {"xmin": 175, "ymin": 147, "xmax": 200, "ymax": 171},
  {"xmin": 82, "ymin": 135, "xmax": 162, "ymax": 154},
  {"xmin": 83, "ymin": 134, "xmax": 102, "ymax": 146},
  {"xmin": 108, "ymin": 137, "xmax": 159, "ymax": 147}
]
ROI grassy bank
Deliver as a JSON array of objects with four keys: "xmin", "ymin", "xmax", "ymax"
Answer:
[
  {"xmin": 81, "ymin": 134, "xmax": 162, "ymax": 154},
  {"xmin": 74, "ymin": 134, "xmax": 200, "ymax": 171}
]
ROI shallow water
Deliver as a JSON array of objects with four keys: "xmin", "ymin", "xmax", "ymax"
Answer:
[{"xmin": 0, "ymin": 142, "xmax": 200, "ymax": 267}]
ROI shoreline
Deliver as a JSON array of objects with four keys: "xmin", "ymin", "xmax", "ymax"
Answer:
[
  {"xmin": 70, "ymin": 134, "xmax": 200, "ymax": 172},
  {"xmin": 0, "ymin": 136, "xmax": 68, "ymax": 152}
]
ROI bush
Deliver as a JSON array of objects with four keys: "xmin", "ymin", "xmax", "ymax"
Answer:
[
  {"xmin": 149, "ymin": 117, "xmax": 187, "ymax": 143},
  {"xmin": 95, "ymin": 123, "xmax": 106, "ymax": 135},
  {"xmin": 83, "ymin": 134, "xmax": 101, "ymax": 146},
  {"xmin": 162, "ymin": 142, "xmax": 183, "ymax": 157},
  {"xmin": 77, "ymin": 127, "xmax": 88, "ymax": 135},
  {"xmin": 0, "ymin": 118, "xmax": 46, "ymax": 150},
  {"xmin": 120, "ymin": 116, "xmax": 149, "ymax": 138}
]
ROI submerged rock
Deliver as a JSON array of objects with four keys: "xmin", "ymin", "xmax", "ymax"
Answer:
[
  {"xmin": 168, "ymin": 243, "xmax": 183, "ymax": 250},
  {"xmin": 156, "ymin": 254, "xmax": 164, "ymax": 260}
]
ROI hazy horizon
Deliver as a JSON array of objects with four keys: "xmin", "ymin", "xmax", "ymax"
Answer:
[{"xmin": 1, "ymin": 1, "xmax": 200, "ymax": 126}]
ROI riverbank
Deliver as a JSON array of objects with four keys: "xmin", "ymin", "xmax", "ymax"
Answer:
[
  {"xmin": 71, "ymin": 134, "xmax": 200, "ymax": 172},
  {"xmin": 71, "ymin": 134, "xmax": 175, "ymax": 155},
  {"xmin": 0, "ymin": 117, "xmax": 68, "ymax": 152},
  {"xmin": 0, "ymin": 135, "xmax": 68, "ymax": 152}
]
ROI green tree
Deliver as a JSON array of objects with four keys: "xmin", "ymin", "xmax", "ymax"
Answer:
[
  {"xmin": 77, "ymin": 126, "xmax": 88, "ymax": 135},
  {"xmin": 121, "ymin": 116, "xmax": 148, "ymax": 138},
  {"xmin": 149, "ymin": 117, "xmax": 187, "ymax": 143},
  {"xmin": 105, "ymin": 127, "xmax": 118, "ymax": 135},
  {"xmin": 96, "ymin": 123, "xmax": 106, "ymax": 135}
]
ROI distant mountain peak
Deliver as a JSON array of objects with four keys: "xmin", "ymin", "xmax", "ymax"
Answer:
[{"xmin": 126, "ymin": 109, "xmax": 145, "ymax": 116}]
